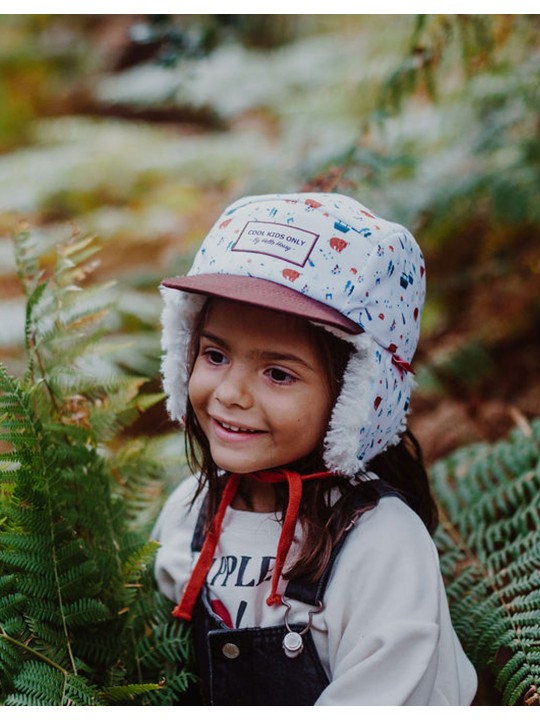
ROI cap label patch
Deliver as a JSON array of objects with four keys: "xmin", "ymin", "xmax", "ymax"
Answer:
[{"xmin": 232, "ymin": 221, "xmax": 318, "ymax": 267}]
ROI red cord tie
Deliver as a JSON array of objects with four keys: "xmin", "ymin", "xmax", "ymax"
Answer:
[
  {"xmin": 172, "ymin": 468, "xmax": 332, "ymax": 621},
  {"xmin": 392, "ymin": 354, "xmax": 415, "ymax": 377}
]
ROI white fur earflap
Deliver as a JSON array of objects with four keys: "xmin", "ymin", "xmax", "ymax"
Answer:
[
  {"xmin": 322, "ymin": 328, "xmax": 415, "ymax": 476},
  {"xmin": 322, "ymin": 333, "xmax": 378, "ymax": 475},
  {"xmin": 160, "ymin": 287, "xmax": 205, "ymax": 424}
]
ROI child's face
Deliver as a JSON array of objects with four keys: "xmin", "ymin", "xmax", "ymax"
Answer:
[{"xmin": 188, "ymin": 298, "xmax": 333, "ymax": 475}]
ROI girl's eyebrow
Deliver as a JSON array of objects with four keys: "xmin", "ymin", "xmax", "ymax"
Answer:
[
  {"xmin": 200, "ymin": 330, "xmax": 229, "ymax": 349},
  {"xmin": 258, "ymin": 350, "xmax": 314, "ymax": 371},
  {"xmin": 200, "ymin": 330, "xmax": 314, "ymax": 370}
]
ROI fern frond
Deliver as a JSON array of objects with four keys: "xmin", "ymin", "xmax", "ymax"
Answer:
[
  {"xmin": 24, "ymin": 619, "xmax": 69, "ymax": 653},
  {"xmin": 434, "ymin": 418, "xmax": 540, "ymax": 705},
  {"xmin": 1, "ymin": 227, "xmax": 195, "ymax": 705},
  {"xmin": 0, "ymin": 636, "xmax": 21, "ymax": 689},
  {"xmin": 110, "ymin": 433, "xmax": 188, "ymax": 534},
  {"xmin": 56, "ymin": 561, "xmax": 101, "ymax": 601},
  {"xmin": 136, "ymin": 621, "xmax": 192, "ymax": 669},
  {"xmin": 100, "ymin": 682, "xmax": 162, "ymax": 703},
  {"xmin": 0, "ymin": 592, "xmax": 27, "ymax": 618},
  {"xmin": 4, "ymin": 661, "xmax": 103, "ymax": 706},
  {"xmin": 143, "ymin": 669, "xmax": 198, "ymax": 706},
  {"xmin": 64, "ymin": 599, "xmax": 113, "ymax": 628},
  {"xmin": 122, "ymin": 540, "xmax": 160, "ymax": 583},
  {"xmin": 0, "ymin": 364, "xmax": 42, "ymax": 452}
]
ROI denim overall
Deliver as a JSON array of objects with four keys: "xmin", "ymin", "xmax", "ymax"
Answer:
[{"xmin": 189, "ymin": 478, "xmax": 402, "ymax": 706}]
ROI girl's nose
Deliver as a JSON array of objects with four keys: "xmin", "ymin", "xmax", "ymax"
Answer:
[{"xmin": 214, "ymin": 368, "xmax": 253, "ymax": 409}]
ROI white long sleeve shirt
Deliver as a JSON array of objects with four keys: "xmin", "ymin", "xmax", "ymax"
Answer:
[{"xmin": 152, "ymin": 475, "xmax": 477, "ymax": 705}]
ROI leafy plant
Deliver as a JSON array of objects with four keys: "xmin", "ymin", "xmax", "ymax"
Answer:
[
  {"xmin": 0, "ymin": 227, "xmax": 195, "ymax": 705},
  {"xmin": 432, "ymin": 418, "xmax": 540, "ymax": 705}
]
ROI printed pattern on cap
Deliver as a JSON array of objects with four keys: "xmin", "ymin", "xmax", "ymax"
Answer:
[{"xmin": 188, "ymin": 193, "xmax": 425, "ymax": 364}]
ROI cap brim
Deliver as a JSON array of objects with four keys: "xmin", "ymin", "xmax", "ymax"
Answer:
[{"xmin": 161, "ymin": 274, "xmax": 361, "ymax": 335}]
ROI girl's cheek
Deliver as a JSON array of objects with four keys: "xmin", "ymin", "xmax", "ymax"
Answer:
[
  {"xmin": 187, "ymin": 366, "xmax": 203, "ymax": 404},
  {"xmin": 189, "ymin": 363, "xmax": 219, "ymax": 409}
]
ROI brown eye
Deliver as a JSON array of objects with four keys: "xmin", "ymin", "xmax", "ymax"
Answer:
[
  {"xmin": 267, "ymin": 367, "xmax": 295, "ymax": 385},
  {"xmin": 204, "ymin": 349, "xmax": 227, "ymax": 366}
]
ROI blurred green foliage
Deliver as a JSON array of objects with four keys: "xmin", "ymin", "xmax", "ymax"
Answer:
[{"xmin": 0, "ymin": 16, "xmax": 95, "ymax": 152}]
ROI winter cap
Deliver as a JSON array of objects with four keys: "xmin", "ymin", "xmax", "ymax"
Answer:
[{"xmin": 160, "ymin": 192, "xmax": 425, "ymax": 475}]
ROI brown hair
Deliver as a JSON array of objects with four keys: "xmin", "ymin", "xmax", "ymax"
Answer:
[{"xmin": 184, "ymin": 298, "xmax": 438, "ymax": 582}]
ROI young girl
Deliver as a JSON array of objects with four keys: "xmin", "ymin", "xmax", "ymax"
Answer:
[{"xmin": 152, "ymin": 193, "xmax": 477, "ymax": 705}]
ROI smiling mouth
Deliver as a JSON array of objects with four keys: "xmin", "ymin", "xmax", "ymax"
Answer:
[{"xmin": 214, "ymin": 418, "xmax": 263, "ymax": 434}]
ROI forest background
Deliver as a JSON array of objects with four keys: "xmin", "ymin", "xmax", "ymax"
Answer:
[{"xmin": 0, "ymin": 14, "xmax": 539, "ymax": 706}]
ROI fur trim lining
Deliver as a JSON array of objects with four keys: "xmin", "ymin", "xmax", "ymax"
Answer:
[
  {"xmin": 319, "ymin": 325, "xmax": 413, "ymax": 476},
  {"xmin": 160, "ymin": 287, "xmax": 205, "ymax": 424},
  {"xmin": 323, "ymin": 333, "xmax": 378, "ymax": 475}
]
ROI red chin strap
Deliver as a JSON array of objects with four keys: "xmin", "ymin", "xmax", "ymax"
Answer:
[{"xmin": 171, "ymin": 468, "xmax": 332, "ymax": 621}]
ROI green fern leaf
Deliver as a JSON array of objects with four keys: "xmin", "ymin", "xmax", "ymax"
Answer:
[
  {"xmin": 62, "ymin": 599, "xmax": 111, "ymax": 628},
  {"xmin": 434, "ymin": 418, "xmax": 540, "ymax": 705},
  {"xmin": 136, "ymin": 620, "xmax": 193, "ymax": 669},
  {"xmin": 100, "ymin": 682, "xmax": 162, "ymax": 703},
  {"xmin": 4, "ymin": 661, "xmax": 103, "ymax": 706}
]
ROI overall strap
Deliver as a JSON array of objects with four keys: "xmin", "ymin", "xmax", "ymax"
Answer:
[{"xmin": 284, "ymin": 478, "xmax": 406, "ymax": 606}]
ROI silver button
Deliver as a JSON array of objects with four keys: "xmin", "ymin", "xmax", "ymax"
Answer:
[
  {"xmin": 283, "ymin": 631, "xmax": 304, "ymax": 659},
  {"xmin": 222, "ymin": 642, "xmax": 240, "ymax": 659}
]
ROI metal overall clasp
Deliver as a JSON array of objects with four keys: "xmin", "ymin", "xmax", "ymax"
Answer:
[{"xmin": 281, "ymin": 597, "xmax": 323, "ymax": 659}]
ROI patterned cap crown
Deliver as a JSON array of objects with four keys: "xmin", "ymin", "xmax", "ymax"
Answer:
[{"xmin": 186, "ymin": 193, "xmax": 425, "ymax": 363}]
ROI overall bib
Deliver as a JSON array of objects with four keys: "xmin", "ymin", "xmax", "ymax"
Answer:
[{"xmin": 189, "ymin": 478, "xmax": 402, "ymax": 706}]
